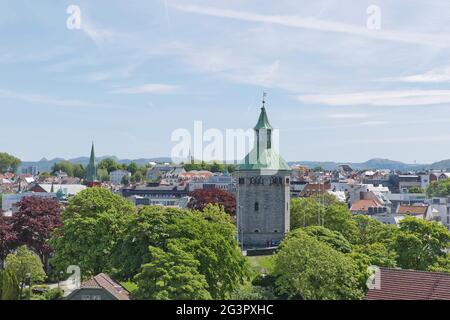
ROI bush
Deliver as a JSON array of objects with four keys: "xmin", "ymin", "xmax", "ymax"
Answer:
[{"xmin": 44, "ymin": 288, "xmax": 64, "ymax": 300}]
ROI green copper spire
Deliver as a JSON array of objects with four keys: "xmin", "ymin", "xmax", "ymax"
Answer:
[
  {"xmin": 85, "ymin": 142, "xmax": 97, "ymax": 182},
  {"xmin": 237, "ymin": 94, "xmax": 291, "ymax": 172},
  {"xmin": 254, "ymin": 93, "xmax": 273, "ymax": 130}
]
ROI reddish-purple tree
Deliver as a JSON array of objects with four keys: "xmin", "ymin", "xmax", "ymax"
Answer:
[
  {"xmin": 188, "ymin": 188, "xmax": 236, "ymax": 216},
  {"xmin": 0, "ymin": 215, "xmax": 16, "ymax": 269},
  {"xmin": 11, "ymin": 196, "xmax": 62, "ymax": 270}
]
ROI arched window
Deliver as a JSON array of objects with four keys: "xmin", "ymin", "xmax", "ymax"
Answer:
[
  {"xmin": 254, "ymin": 229, "xmax": 260, "ymax": 233},
  {"xmin": 254, "ymin": 202, "xmax": 259, "ymax": 211}
]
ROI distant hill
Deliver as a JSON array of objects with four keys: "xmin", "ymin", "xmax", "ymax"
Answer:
[
  {"xmin": 18, "ymin": 156, "xmax": 450, "ymax": 173},
  {"xmin": 288, "ymin": 158, "xmax": 428, "ymax": 171},
  {"xmin": 429, "ymin": 159, "xmax": 450, "ymax": 170},
  {"xmin": 19, "ymin": 156, "xmax": 172, "ymax": 173}
]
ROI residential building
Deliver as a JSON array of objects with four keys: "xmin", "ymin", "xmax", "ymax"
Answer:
[
  {"xmin": 109, "ymin": 170, "xmax": 131, "ymax": 185},
  {"xmin": 65, "ymin": 273, "xmax": 130, "ymax": 300},
  {"xmin": 122, "ymin": 184, "xmax": 189, "ymax": 206},
  {"xmin": 366, "ymin": 268, "xmax": 450, "ymax": 300}
]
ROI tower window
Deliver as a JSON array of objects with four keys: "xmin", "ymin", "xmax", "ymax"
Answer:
[
  {"xmin": 254, "ymin": 202, "xmax": 259, "ymax": 211},
  {"xmin": 254, "ymin": 229, "xmax": 260, "ymax": 233},
  {"xmin": 285, "ymin": 177, "xmax": 290, "ymax": 184},
  {"xmin": 239, "ymin": 177, "xmax": 245, "ymax": 184},
  {"xmin": 274, "ymin": 229, "xmax": 279, "ymax": 233}
]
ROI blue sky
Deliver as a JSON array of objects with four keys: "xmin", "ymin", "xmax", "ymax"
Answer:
[{"xmin": 2, "ymin": 0, "xmax": 450, "ymax": 163}]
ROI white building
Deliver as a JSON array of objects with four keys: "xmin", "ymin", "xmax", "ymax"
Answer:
[
  {"xmin": 109, "ymin": 170, "xmax": 131, "ymax": 185},
  {"xmin": 1, "ymin": 192, "xmax": 57, "ymax": 216}
]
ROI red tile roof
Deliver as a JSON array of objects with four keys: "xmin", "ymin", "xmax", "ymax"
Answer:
[
  {"xmin": 366, "ymin": 268, "xmax": 450, "ymax": 300},
  {"xmin": 350, "ymin": 199, "xmax": 382, "ymax": 212},
  {"xmin": 398, "ymin": 205, "xmax": 428, "ymax": 216}
]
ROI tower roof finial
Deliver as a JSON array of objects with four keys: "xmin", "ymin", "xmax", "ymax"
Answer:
[{"xmin": 262, "ymin": 91, "xmax": 267, "ymax": 110}]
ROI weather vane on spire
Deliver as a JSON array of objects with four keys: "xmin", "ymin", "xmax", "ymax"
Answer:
[{"xmin": 262, "ymin": 91, "xmax": 267, "ymax": 109}]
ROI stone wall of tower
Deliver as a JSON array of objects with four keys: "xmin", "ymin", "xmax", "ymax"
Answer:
[{"xmin": 237, "ymin": 170, "xmax": 291, "ymax": 248}]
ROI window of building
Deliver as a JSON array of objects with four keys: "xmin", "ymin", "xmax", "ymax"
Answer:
[
  {"xmin": 254, "ymin": 202, "xmax": 259, "ymax": 211},
  {"xmin": 254, "ymin": 229, "xmax": 260, "ymax": 233},
  {"xmin": 239, "ymin": 177, "xmax": 245, "ymax": 184},
  {"xmin": 274, "ymin": 229, "xmax": 279, "ymax": 233},
  {"xmin": 285, "ymin": 177, "xmax": 290, "ymax": 184}
]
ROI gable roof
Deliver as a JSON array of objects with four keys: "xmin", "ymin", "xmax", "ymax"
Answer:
[
  {"xmin": 366, "ymin": 268, "xmax": 450, "ymax": 300},
  {"xmin": 80, "ymin": 273, "xmax": 130, "ymax": 300}
]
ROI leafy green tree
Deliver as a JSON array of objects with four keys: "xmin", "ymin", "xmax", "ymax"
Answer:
[
  {"xmin": 121, "ymin": 175, "xmax": 130, "ymax": 185},
  {"xmin": 112, "ymin": 204, "xmax": 249, "ymax": 299},
  {"xmin": 97, "ymin": 158, "xmax": 120, "ymax": 174},
  {"xmin": 408, "ymin": 186, "xmax": 424, "ymax": 193},
  {"xmin": 312, "ymin": 166, "xmax": 324, "ymax": 172},
  {"xmin": 392, "ymin": 217, "xmax": 450, "ymax": 270},
  {"xmin": 273, "ymin": 232, "xmax": 363, "ymax": 300},
  {"xmin": 51, "ymin": 161, "xmax": 74, "ymax": 177},
  {"xmin": 0, "ymin": 152, "xmax": 21, "ymax": 173},
  {"xmin": 353, "ymin": 243, "xmax": 397, "ymax": 267},
  {"xmin": 290, "ymin": 197, "xmax": 324, "ymax": 229},
  {"xmin": 351, "ymin": 214, "xmax": 398, "ymax": 246},
  {"xmin": 0, "ymin": 269, "xmax": 20, "ymax": 300},
  {"xmin": 5, "ymin": 246, "xmax": 46, "ymax": 299},
  {"xmin": 50, "ymin": 188, "xmax": 135, "ymax": 276},
  {"xmin": 133, "ymin": 242, "xmax": 211, "ymax": 300},
  {"xmin": 427, "ymin": 178, "xmax": 450, "ymax": 198},
  {"xmin": 127, "ymin": 162, "xmax": 138, "ymax": 175},
  {"xmin": 290, "ymin": 197, "xmax": 357, "ymax": 241},
  {"xmin": 428, "ymin": 254, "xmax": 450, "ymax": 273},
  {"xmin": 72, "ymin": 164, "xmax": 86, "ymax": 179},
  {"xmin": 287, "ymin": 226, "xmax": 352, "ymax": 253}
]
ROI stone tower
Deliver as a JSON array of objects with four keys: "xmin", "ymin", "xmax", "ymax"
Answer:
[{"xmin": 237, "ymin": 98, "xmax": 291, "ymax": 249}]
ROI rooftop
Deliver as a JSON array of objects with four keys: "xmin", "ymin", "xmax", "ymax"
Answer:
[{"xmin": 366, "ymin": 268, "xmax": 450, "ymax": 300}]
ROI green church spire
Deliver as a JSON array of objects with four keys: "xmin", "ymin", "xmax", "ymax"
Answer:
[
  {"xmin": 254, "ymin": 93, "xmax": 273, "ymax": 130},
  {"xmin": 85, "ymin": 142, "xmax": 97, "ymax": 182},
  {"xmin": 237, "ymin": 93, "xmax": 291, "ymax": 171}
]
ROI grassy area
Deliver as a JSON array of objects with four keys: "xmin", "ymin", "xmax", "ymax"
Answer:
[{"xmin": 247, "ymin": 255, "xmax": 274, "ymax": 275}]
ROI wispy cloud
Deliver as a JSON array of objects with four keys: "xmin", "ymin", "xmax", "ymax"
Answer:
[
  {"xmin": 328, "ymin": 113, "xmax": 371, "ymax": 119},
  {"xmin": 110, "ymin": 83, "xmax": 181, "ymax": 94},
  {"xmin": 0, "ymin": 89, "xmax": 103, "ymax": 108},
  {"xmin": 168, "ymin": 2, "xmax": 450, "ymax": 48},
  {"xmin": 81, "ymin": 21, "xmax": 131, "ymax": 45},
  {"xmin": 381, "ymin": 66, "xmax": 450, "ymax": 83},
  {"xmin": 297, "ymin": 90, "xmax": 450, "ymax": 106}
]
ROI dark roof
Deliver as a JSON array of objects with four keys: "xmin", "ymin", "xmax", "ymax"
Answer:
[
  {"xmin": 366, "ymin": 268, "xmax": 450, "ymax": 300},
  {"xmin": 80, "ymin": 273, "xmax": 130, "ymax": 300}
]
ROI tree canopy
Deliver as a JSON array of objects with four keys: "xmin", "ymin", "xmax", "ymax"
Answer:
[
  {"xmin": 50, "ymin": 188, "xmax": 135, "ymax": 276},
  {"xmin": 133, "ymin": 242, "xmax": 211, "ymax": 300},
  {"xmin": 290, "ymin": 196, "xmax": 357, "ymax": 240},
  {"xmin": 188, "ymin": 188, "xmax": 236, "ymax": 216},
  {"xmin": 112, "ymin": 204, "xmax": 249, "ymax": 299},
  {"xmin": 0, "ymin": 152, "xmax": 20, "ymax": 173},
  {"xmin": 5, "ymin": 246, "xmax": 46, "ymax": 299},
  {"xmin": 12, "ymin": 196, "xmax": 62, "ymax": 271},
  {"xmin": 392, "ymin": 217, "xmax": 450, "ymax": 270},
  {"xmin": 273, "ymin": 232, "xmax": 363, "ymax": 300},
  {"xmin": 427, "ymin": 178, "xmax": 450, "ymax": 198}
]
